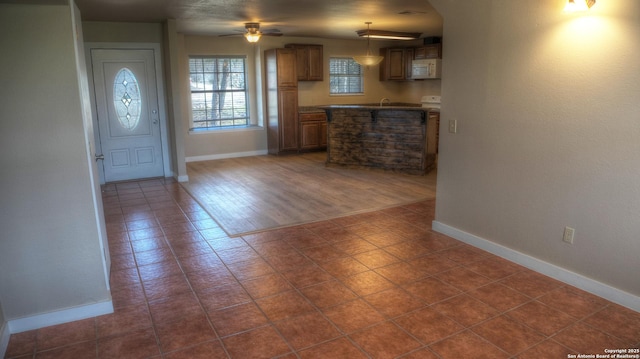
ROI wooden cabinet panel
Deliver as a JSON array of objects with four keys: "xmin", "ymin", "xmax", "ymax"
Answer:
[
  {"xmin": 300, "ymin": 121, "xmax": 320, "ymax": 149},
  {"xmin": 380, "ymin": 48, "xmax": 413, "ymax": 81},
  {"xmin": 307, "ymin": 45, "xmax": 323, "ymax": 81},
  {"xmin": 319, "ymin": 121, "xmax": 327, "ymax": 147},
  {"xmin": 293, "ymin": 46, "xmax": 309, "ymax": 80},
  {"xmin": 385, "ymin": 48, "xmax": 406, "ymax": 80},
  {"xmin": 265, "ymin": 48, "xmax": 299, "ymax": 155},
  {"xmin": 404, "ymin": 48, "xmax": 414, "ymax": 80},
  {"xmin": 276, "ymin": 48, "xmax": 298, "ymax": 87},
  {"xmin": 285, "ymin": 44, "xmax": 324, "ymax": 81},
  {"xmin": 414, "ymin": 44, "xmax": 442, "ymax": 59},
  {"xmin": 279, "ymin": 89, "xmax": 299, "ymax": 151},
  {"xmin": 299, "ymin": 112, "xmax": 327, "ymax": 151}
]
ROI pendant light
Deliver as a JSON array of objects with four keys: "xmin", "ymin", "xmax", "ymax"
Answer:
[
  {"xmin": 564, "ymin": 0, "xmax": 596, "ymax": 12},
  {"xmin": 352, "ymin": 22, "xmax": 384, "ymax": 66}
]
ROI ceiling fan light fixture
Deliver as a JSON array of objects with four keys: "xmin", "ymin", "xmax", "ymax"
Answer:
[
  {"xmin": 244, "ymin": 31, "xmax": 261, "ymax": 43},
  {"xmin": 353, "ymin": 22, "xmax": 385, "ymax": 67},
  {"xmin": 243, "ymin": 22, "xmax": 262, "ymax": 43}
]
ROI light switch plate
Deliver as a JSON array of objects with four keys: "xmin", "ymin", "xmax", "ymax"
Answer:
[{"xmin": 448, "ymin": 120, "xmax": 457, "ymax": 134}]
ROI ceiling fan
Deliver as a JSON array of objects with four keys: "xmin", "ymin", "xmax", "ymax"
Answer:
[{"xmin": 219, "ymin": 22, "xmax": 283, "ymax": 43}]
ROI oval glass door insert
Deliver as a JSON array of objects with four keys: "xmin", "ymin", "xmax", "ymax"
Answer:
[{"xmin": 113, "ymin": 67, "xmax": 141, "ymax": 130}]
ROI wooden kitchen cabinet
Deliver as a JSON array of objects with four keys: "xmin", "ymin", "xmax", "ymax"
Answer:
[
  {"xmin": 285, "ymin": 44, "xmax": 324, "ymax": 81},
  {"xmin": 299, "ymin": 112, "xmax": 327, "ymax": 151},
  {"xmin": 379, "ymin": 47, "xmax": 414, "ymax": 81},
  {"xmin": 265, "ymin": 48, "xmax": 299, "ymax": 154},
  {"xmin": 414, "ymin": 43, "xmax": 442, "ymax": 59}
]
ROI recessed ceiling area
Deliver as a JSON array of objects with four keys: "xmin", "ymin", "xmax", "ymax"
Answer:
[{"xmin": 73, "ymin": 0, "xmax": 443, "ymax": 40}]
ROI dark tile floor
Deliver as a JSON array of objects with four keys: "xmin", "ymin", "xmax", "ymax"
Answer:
[{"xmin": 5, "ymin": 178, "xmax": 640, "ymax": 358}]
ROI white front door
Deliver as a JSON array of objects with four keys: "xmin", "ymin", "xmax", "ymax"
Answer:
[{"xmin": 91, "ymin": 49, "xmax": 164, "ymax": 182}]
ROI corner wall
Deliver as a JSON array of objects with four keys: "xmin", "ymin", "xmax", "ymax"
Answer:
[
  {"xmin": 0, "ymin": 2, "xmax": 111, "ymax": 330},
  {"xmin": 430, "ymin": 0, "xmax": 640, "ymax": 302}
]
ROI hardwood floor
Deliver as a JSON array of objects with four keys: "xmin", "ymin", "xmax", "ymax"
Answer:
[{"xmin": 182, "ymin": 152, "xmax": 437, "ymax": 236}]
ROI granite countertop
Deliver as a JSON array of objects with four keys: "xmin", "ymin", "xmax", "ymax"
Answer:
[
  {"xmin": 300, "ymin": 104, "xmax": 439, "ymax": 113},
  {"xmin": 298, "ymin": 107, "xmax": 326, "ymax": 114},
  {"xmin": 319, "ymin": 103, "xmax": 425, "ymax": 110}
]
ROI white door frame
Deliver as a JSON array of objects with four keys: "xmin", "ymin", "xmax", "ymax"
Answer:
[{"xmin": 86, "ymin": 42, "xmax": 172, "ymax": 184}]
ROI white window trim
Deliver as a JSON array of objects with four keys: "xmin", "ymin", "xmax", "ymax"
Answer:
[{"xmin": 188, "ymin": 55, "xmax": 251, "ymax": 131}]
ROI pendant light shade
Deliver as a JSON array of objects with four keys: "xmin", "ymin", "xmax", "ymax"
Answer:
[
  {"xmin": 244, "ymin": 27, "xmax": 262, "ymax": 43},
  {"xmin": 564, "ymin": 0, "xmax": 596, "ymax": 12},
  {"xmin": 244, "ymin": 32, "xmax": 261, "ymax": 43},
  {"xmin": 353, "ymin": 22, "xmax": 384, "ymax": 66},
  {"xmin": 243, "ymin": 23, "xmax": 262, "ymax": 43}
]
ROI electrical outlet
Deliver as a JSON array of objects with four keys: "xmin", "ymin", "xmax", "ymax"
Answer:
[
  {"xmin": 448, "ymin": 119, "xmax": 457, "ymax": 134},
  {"xmin": 563, "ymin": 226, "xmax": 575, "ymax": 244}
]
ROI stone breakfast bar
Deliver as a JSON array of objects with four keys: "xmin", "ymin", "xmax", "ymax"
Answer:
[{"xmin": 320, "ymin": 104, "xmax": 439, "ymax": 175}]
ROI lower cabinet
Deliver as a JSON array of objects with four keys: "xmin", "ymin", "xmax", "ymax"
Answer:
[{"xmin": 299, "ymin": 112, "xmax": 327, "ymax": 151}]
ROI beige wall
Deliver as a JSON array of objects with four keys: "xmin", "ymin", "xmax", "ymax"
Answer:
[
  {"xmin": 83, "ymin": 21, "xmax": 163, "ymax": 43},
  {"xmin": 430, "ymin": 0, "xmax": 640, "ymax": 298},
  {"xmin": 0, "ymin": 3, "xmax": 110, "ymax": 321}
]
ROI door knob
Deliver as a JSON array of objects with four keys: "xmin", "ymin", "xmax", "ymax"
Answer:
[{"xmin": 95, "ymin": 154, "xmax": 104, "ymax": 162}]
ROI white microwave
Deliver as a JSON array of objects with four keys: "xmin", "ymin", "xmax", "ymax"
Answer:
[{"xmin": 411, "ymin": 59, "xmax": 442, "ymax": 79}]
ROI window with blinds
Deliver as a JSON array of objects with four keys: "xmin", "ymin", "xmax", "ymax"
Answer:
[
  {"xmin": 189, "ymin": 56, "xmax": 249, "ymax": 129},
  {"xmin": 329, "ymin": 57, "xmax": 363, "ymax": 95}
]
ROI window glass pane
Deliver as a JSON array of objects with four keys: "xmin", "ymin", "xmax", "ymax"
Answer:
[
  {"xmin": 188, "ymin": 56, "xmax": 250, "ymax": 129},
  {"xmin": 329, "ymin": 57, "xmax": 363, "ymax": 94},
  {"xmin": 113, "ymin": 67, "xmax": 141, "ymax": 130}
]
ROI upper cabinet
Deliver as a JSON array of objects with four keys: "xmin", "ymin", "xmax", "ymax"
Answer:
[
  {"xmin": 380, "ymin": 41, "xmax": 442, "ymax": 81},
  {"xmin": 379, "ymin": 47, "xmax": 414, "ymax": 81},
  {"xmin": 414, "ymin": 44, "xmax": 442, "ymax": 60},
  {"xmin": 285, "ymin": 44, "xmax": 324, "ymax": 81},
  {"xmin": 273, "ymin": 48, "xmax": 298, "ymax": 88}
]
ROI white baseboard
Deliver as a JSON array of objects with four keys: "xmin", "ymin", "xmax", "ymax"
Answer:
[
  {"xmin": 432, "ymin": 221, "xmax": 640, "ymax": 312},
  {"xmin": 185, "ymin": 150, "xmax": 268, "ymax": 163},
  {"xmin": 0, "ymin": 320, "xmax": 10, "ymax": 359},
  {"xmin": 7, "ymin": 300, "xmax": 113, "ymax": 334},
  {"xmin": 175, "ymin": 174, "xmax": 189, "ymax": 183}
]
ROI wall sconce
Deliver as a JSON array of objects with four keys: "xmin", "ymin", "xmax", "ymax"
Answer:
[{"xmin": 564, "ymin": 0, "xmax": 596, "ymax": 12}]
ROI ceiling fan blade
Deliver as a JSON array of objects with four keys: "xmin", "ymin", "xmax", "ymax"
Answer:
[{"xmin": 218, "ymin": 22, "xmax": 284, "ymax": 39}]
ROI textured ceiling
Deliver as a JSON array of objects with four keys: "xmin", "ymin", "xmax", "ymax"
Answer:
[{"xmin": 73, "ymin": 0, "xmax": 443, "ymax": 40}]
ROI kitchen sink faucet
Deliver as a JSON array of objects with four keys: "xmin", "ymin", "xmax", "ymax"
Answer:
[{"xmin": 380, "ymin": 98, "xmax": 391, "ymax": 107}]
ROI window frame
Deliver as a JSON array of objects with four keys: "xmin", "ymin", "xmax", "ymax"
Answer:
[
  {"xmin": 188, "ymin": 55, "xmax": 251, "ymax": 131},
  {"xmin": 329, "ymin": 57, "xmax": 364, "ymax": 96}
]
